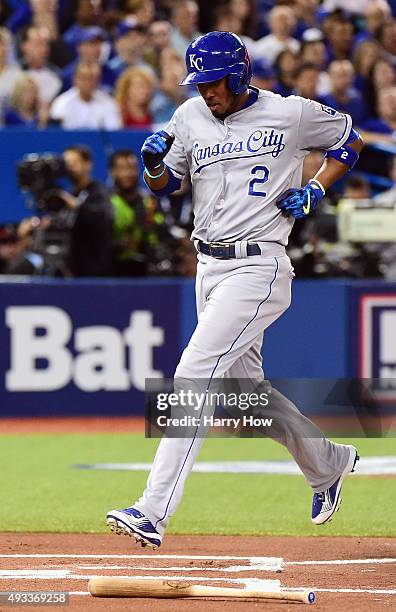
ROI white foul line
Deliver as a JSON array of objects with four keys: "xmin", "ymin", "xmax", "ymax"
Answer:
[
  {"xmin": 1, "ymin": 554, "xmax": 394, "ymax": 567},
  {"xmin": 314, "ymin": 588, "xmax": 396, "ymax": 595},
  {"xmin": 0, "ymin": 554, "xmax": 276, "ymax": 561},
  {"xmin": 72, "ymin": 564, "xmax": 280, "ymax": 573},
  {"xmin": 287, "ymin": 558, "xmax": 396, "ymax": 566}
]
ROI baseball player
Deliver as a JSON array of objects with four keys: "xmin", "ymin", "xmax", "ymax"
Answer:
[{"xmin": 107, "ymin": 32, "xmax": 362, "ymax": 548}]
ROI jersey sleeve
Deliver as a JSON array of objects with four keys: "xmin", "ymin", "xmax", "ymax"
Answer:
[
  {"xmin": 163, "ymin": 106, "xmax": 189, "ymax": 180},
  {"xmin": 297, "ymin": 98, "xmax": 352, "ymax": 152}
]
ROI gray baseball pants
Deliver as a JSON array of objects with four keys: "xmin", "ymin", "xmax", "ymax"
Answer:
[{"xmin": 135, "ymin": 251, "xmax": 352, "ymax": 535}]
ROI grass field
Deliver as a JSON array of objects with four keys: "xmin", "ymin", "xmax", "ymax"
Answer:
[{"xmin": 1, "ymin": 433, "xmax": 395, "ymax": 537}]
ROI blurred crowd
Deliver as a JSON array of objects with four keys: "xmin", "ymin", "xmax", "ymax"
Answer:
[
  {"xmin": 1, "ymin": 0, "xmax": 396, "ymax": 278},
  {"xmin": 0, "ymin": 0, "xmax": 395, "ymax": 136}
]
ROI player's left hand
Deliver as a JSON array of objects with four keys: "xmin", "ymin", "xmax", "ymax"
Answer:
[{"xmin": 276, "ymin": 181, "xmax": 325, "ymax": 219}]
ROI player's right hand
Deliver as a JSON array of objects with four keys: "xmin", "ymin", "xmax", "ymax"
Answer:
[{"xmin": 141, "ymin": 130, "xmax": 175, "ymax": 172}]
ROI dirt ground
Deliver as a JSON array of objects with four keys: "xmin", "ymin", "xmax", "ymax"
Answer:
[
  {"xmin": 0, "ymin": 417, "xmax": 145, "ymax": 434},
  {"xmin": 0, "ymin": 533, "xmax": 395, "ymax": 612},
  {"xmin": 1, "ymin": 415, "xmax": 394, "ymax": 436}
]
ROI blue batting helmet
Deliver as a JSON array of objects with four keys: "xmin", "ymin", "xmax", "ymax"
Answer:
[{"xmin": 180, "ymin": 31, "xmax": 252, "ymax": 95}]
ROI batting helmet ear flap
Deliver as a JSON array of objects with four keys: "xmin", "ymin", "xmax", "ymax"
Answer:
[
  {"xmin": 228, "ymin": 63, "xmax": 249, "ymax": 94},
  {"xmin": 227, "ymin": 47, "xmax": 252, "ymax": 94}
]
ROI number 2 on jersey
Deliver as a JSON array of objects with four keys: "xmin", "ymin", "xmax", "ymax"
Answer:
[{"xmin": 248, "ymin": 165, "xmax": 270, "ymax": 197}]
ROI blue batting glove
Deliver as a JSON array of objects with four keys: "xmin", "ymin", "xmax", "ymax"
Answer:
[
  {"xmin": 276, "ymin": 180, "xmax": 325, "ymax": 219},
  {"xmin": 141, "ymin": 130, "xmax": 175, "ymax": 172}
]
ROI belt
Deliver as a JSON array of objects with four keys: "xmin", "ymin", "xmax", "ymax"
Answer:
[{"xmin": 197, "ymin": 240, "xmax": 261, "ymax": 259}]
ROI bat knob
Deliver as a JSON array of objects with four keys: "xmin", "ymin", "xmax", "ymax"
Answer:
[{"xmin": 308, "ymin": 591, "xmax": 315, "ymax": 604}]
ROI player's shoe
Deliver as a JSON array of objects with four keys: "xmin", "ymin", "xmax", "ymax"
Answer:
[
  {"xmin": 106, "ymin": 507, "xmax": 162, "ymax": 549},
  {"xmin": 311, "ymin": 445, "xmax": 359, "ymax": 525}
]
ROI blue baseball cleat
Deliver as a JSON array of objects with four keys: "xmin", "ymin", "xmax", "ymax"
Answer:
[
  {"xmin": 106, "ymin": 507, "xmax": 162, "ymax": 549},
  {"xmin": 311, "ymin": 446, "xmax": 359, "ymax": 525}
]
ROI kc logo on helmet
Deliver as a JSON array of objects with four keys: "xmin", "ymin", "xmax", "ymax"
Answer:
[{"xmin": 189, "ymin": 54, "xmax": 204, "ymax": 70}]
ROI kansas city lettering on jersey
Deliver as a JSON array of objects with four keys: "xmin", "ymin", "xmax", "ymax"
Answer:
[{"xmin": 192, "ymin": 128, "xmax": 286, "ymax": 166}]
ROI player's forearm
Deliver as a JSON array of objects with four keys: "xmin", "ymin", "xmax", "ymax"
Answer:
[
  {"xmin": 144, "ymin": 163, "xmax": 182, "ymax": 197},
  {"xmin": 144, "ymin": 162, "xmax": 170, "ymax": 191},
  {"xmin": 313, "ymin": 136, "xmax": 364, "ymax": 191}
]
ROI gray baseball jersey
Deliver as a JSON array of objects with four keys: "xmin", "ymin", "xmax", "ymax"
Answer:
[{"xmin": 164, "ymin": 89, "xmax": 352, "ymax": 245}]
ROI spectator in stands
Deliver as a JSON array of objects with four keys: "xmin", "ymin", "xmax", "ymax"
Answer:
[
  {"xmin": 377, "ymin": 21, "xmax": 396, "ymax": 66},
  {"xmin": 273, "ymin": 49, "xmax": 298, "ymax": 96},
  {"xmin": 150, "ymin": 47, "xmax": 189, "ymax": 129},
  {"xmin": 212, "ymin": 4, "xmax": 256, "ymax": 57},
  {"xmin": 62, "ymin": 144, "xmax": 114, "ymax": 276},
  {"xmin": 353, "ymin": 39, "xmax": 381, "ymax": 92},
  {"xmin": 251, "ymin": 57, "xmax": 276, "ymax": 91},
  {"xmin": 147, "ymin": 20, "xmax": 171, "ymax": 73},
  {"xmin": 361, "ymin": 86, "xmax": 396, "ymax": 135},
  {"xmin": 0, "ymin": 27, "xmax": 22, "ymax": 119},
  {"xmin": 63, "ymin": 0, "xmax": 103, "ymax": 52},
  {"xmin": 228, "ymin": 0, "xmax": 257, "ymax": 39},
  {"xmin": 293, "ymin": 0, "xmax": 321, "ymax": 40},
  {"xmin": 73, "ymin": 26, "xmax": 106, "ymax": 63},
  {"xmin": 356, "ymin": 0, "xmax": 392, "ymax": 44},
  {"xmin": 148, "ymin": 20, "xmax": 171, "ymax": 59},
  {"xmin": 151, "ymin": 48, "xmax": 188, "ymax": 125},
  {"xmin": 109, "ymin": 149, "xmax": 166, "ymax": 276},
  {"xmin": 372, "ymin": 58, "xmax": 396, "ymax": 90},
  {"xmin": 27, "ymin": 0, "xmax": 72, "ymax": 69},
  {"xmin": 170, "ymin": 0, "xmax": 200, "ymax": 58},
  {"xmin": 374, "ymin": 154, "xmax": 396, "ymax": 205},
  {"xmin": 124, "ymin": 0, "xmax": 155, "ymax": 28},
  {"xmin": 321, "ymin": 0, "xmax": 374, "ymax": 13},
  {"xmin": 2, "ymin": 217, "xmax": 46, "ymax": 275},
  {"xmin": 300, "ymin": 31, "xmax": 326, "ymax": 70},
  {"xmin": 61, "ymin": 26, "xmax": 113, "ymax": 92},
  {"xmin": 364, "ymin": 58, "xmax": 396, "ymax": 118},
  {"xmin": 321, "ymin": 60, "xmax": 368, "ymax": 125},
  {"xmin": 149, "ymin": 20, "xmax": 171, "ymax": 55},
  {"xmin": 49, "ymin": 61, "xmax": 121, "ymax": 129},
  {"xmin": 254, "ymin": 5, "xmax": 299, "ymax": 65},
  {"xmin": 30, "ymin": 0, "xmax": 59, "ymax": 39},
  {"xmin": 4, "ymin": 74, "xmax": 47, "ymax": 127},
  {"xmin": 343, "ymin": 174, "xmax": 372, "ymax": 199},
  {"xmin": 299, "ymin": 30, "xmax": 330, "ymax": 96},
  {"xmin": 106, "ymin": 19, "xmax": 149, "ymax": 87},
  {"xmin": 115, "ymin": 65, "xmax": 155, "ymax": 128},
  {"xmin": 325, "ymin": 14, "xmax": 355, "ymax": 64},
  {"xmin": 293, "ymin": 62, "xmax": 320, "ymax": 99},
  {"xmin": 20, "ymin": 25, "xmax": 61, "ymax": 103}
]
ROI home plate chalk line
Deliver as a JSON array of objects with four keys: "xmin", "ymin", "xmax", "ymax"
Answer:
[
  {"xmin": 1, "ymin": 554, "xmax": 395, "ymax": 566},
  {"xmin": 1, "ymin": 554, "xmax": 395, "ymax": 596}
]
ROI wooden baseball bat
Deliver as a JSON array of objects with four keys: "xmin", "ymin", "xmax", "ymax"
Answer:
[{"xmin": 88, "ymin": 578, "xmax": 315, "ymax": 604}]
